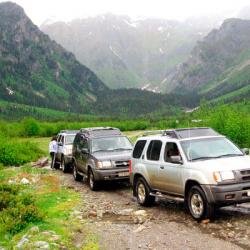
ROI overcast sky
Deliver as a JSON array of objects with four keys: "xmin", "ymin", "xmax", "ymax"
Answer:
[{"xmin": 1, "ymin": 0, "xmax": 250, "ymax": 25}]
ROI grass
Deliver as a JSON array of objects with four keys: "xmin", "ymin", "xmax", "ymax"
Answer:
[
  {"xmin": 17, "ymin": 137, "xmax": 50, "ymax": 156},
  {"xmin": 0, "ymin": 166, "xmax": 99, "ymax": 249}
]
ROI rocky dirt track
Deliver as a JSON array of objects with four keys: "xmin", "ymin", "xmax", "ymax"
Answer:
[{"xmin": 58, "ymin": 170, "xmax": 250, "ymax": 250}]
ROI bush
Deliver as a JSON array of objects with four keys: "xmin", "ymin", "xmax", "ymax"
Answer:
[
  {"xmin": 0, "ymin": 184, "xmax": 43, "ymax": 235},
  {"xmin": 209, "ymin": 106, "xmax": 250, "ymax": 148},
  {"xmin": 21, "ymin": 117, "xmax": 40, "ymax": 136},
  {"xmin": 0, "ymin": 140, "xmax": 43, "ymax": 166}
]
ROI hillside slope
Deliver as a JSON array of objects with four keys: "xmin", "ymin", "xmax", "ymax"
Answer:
[
  {"xmin": 164, "ymin": 18, "xmax": 250, "ymax": 102},
  {"xmin": 0, "ymin": 2, "xmax": 107, "ymax": 113}
]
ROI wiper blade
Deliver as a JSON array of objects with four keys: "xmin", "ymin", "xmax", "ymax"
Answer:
[
  {"xmin": 92, "ymin": 149, "xmax": 112, "ymax": 153},
  {"xmin": 191, "ymin": 156, "xmax": 216, "ymax": 161},
  {"xmin": 215, "ymin": 153, "xmax": 243, "ymax": 158},
  {"xmin": 112, "ymin": 148, "xmax": 132, "ymax": 151}
]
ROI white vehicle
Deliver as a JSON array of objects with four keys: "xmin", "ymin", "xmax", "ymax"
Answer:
[
  {"xmin": 130, "ymin": 127, "xmax": 250, "ymax": 220},
  {"xmin": 54, "ymin": 130, "xmax": 78, "ymax": 172}
]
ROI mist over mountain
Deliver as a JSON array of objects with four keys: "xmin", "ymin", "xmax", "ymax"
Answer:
[
  {"xmin": 237, "ymin": 6, "xmax": 250, "ymax": 20},
  {"xmin": 41, "ymin": 14, "xmax": 220, "ymax": 90},
  {"xmin": 164, "ymin": 18, "xmax": 250, "ymax": 102}
]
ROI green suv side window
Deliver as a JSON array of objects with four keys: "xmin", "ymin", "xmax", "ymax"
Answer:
[{"xmin": 79, "ymin": 138, "xmax": 88, "ymax": 150}]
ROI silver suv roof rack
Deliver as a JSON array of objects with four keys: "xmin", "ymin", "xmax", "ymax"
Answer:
[
  {"xmin": 142, "ymin": 130, "xmax": 165, "ymax": 137},
  {"xmin": 162, "ymin": 127, "xmax": 219, "ymax": 139},
  {"xmin": 60, "ymin": 130, "xmax": 79, "ymax": 134}
]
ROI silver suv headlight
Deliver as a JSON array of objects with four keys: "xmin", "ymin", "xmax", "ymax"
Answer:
[
  {"xmin": 96, "ymin": 160, "xmax": 112, "ymax": 169},
  {"xmin": 213, "ymin": 171, "xmax": 235, "ymax": 182}
]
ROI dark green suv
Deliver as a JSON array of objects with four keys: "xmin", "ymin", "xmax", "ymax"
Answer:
[{"xmin": 72, "ymin": 127, "xmax": 133, "ymax": 190}]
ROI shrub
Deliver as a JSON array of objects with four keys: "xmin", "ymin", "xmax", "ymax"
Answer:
[
  {"xmin": 21, "ymin": 117, "xmax": 40, "ymax": 136},
  {"xmin": 0, "ymin": 184, "xmax": 43, "ymax": 235}
]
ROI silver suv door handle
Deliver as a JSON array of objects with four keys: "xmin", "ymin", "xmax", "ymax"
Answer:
[{"xmin": 160, "ymin": 166, "xmax": 164, "ymax": 169}]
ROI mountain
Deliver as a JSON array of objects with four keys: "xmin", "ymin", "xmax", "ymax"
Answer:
[
  {"xmin": 164, "ymin": 18, "xmax": 250, "ymax": 102},
  {"xmin": 0, "ymin": 2, "xmax": 107, "ymax": 113},
  {"xmin": 0, "ymin": 2, "xmax": 199, "ymax": 119},
  {"xmin": 41, "ymin": 14, "xmax": 219, "ymax": 90}
]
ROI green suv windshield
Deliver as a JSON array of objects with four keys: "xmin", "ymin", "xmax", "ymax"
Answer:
[
  {"xmin": 91, "ymin": 136, "xmax": 132, "ymax": 153},
  {"xmin": 181, "ymin": 137, "xmax": 243, "ymax": 161}
]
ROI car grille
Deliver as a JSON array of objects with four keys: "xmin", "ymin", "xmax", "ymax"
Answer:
[
  {"xmin": 239, "ymin": 169, "xmax": 250, "ymax": 182},
  {"xmin": 113, "ymin": 160, "xmax": 129, "ymax": 168}
]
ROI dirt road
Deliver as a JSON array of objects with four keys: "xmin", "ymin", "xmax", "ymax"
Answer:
[{"xmin": 57, "ymin": 170, "xmax": 250, "ymax": 250}]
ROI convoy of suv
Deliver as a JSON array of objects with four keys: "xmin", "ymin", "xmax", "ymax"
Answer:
[{"xmin": 52, "ymin": 127, "xmax": 250, "ymax": 220}]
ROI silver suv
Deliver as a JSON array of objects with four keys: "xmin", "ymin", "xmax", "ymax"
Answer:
[
  {"xmin": 54, "ymin": 130, "xmax": 78, "ymax": 172},
  {"xmin": 130, "ymin": 127, "xmax": 250, "ymax": 220}
]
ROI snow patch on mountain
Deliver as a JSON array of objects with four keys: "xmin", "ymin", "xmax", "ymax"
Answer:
[{"xmin": 109, "ymin": 45, "xmax": 122, "ymax": 59}]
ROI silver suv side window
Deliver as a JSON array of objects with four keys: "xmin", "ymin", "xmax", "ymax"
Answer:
[
  {"xmin": 133, "ymin": 140, "xmax": 147, "ymax": 159},
  {"xmin": 60, "ymin": 136, "xmax": 64, "ymax": 143},
  {"xmin": 146, "ymin": 140, "xmax": 162, "ymax": 161},
  {"xmin": 164, "ymin": 142, "xmax": 180, "ymax": 163}
]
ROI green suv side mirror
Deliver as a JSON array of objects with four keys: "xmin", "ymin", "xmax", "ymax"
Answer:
[{"xmin": 81, "ymin": 148, "xmax": 89, "ymax": 154}]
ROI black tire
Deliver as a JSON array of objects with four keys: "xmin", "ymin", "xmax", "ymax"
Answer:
[
  {"xmin": 72, "ymin": 162, "xmax": 83, "ymax": 182},
  {"xmin": 88, "ymin": 169, "xmax": 99, "ymax": 191},
  {"xmin": 61, "ymin": 156, "xmax": 68, "ymax": 173},
  {"xmin": 187, "ymin": 185, "xmax": 214, "ymax": 221},
  {"xmin": 54, "ymin": 161, "xmax": 60, "ymax": 169},
  {"xmin": 135, "ymin": 177, "xmax": 155, "ymax": 206}
]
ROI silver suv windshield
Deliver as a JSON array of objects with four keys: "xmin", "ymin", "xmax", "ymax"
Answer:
[
  {"xmin": 180, "ymin": 137, "xmax": 243, "ymax": 161},
  {"xmin": 91, "ymin": 136, "xmax": 132, "ymax": 153},
  {"xmin": 65, "ymin": 135, "xmax": 76, "ymax": 145}
]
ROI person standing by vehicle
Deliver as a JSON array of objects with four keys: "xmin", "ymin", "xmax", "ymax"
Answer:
[{"xmin": 49, "ymin": 136, "xmax": 57, "ymax": 169}]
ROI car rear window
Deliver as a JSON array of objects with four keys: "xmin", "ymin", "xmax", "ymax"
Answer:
[
  {"xmin": 146, "ymin": 140, "xmax": 162, "ymax": 161},
  {"xmin": 133, "ymin": 140, "xmax": 147, "ymax": 158}
]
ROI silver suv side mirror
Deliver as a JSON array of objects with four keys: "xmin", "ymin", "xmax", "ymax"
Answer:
[
  {"xmin": 170, "ymin": 155, "xmax": 183, "ymax": 164},
  {"xmin": 242, "ymin": 148, "xmax": 249, "ymax": 155}
]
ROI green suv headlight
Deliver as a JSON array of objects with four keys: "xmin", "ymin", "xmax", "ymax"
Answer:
[{"xmin": 96, "ymin": 160, "xmax": 112, "ymax": 169}]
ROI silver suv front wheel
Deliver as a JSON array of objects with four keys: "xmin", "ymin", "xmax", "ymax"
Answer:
[
  {"xmin": 135, "ymin": 177, "xmax": 155, "ymax": 206},
  {"xmin": 187, "ymin": 185, "xmax": 214, "ymax": 221}
]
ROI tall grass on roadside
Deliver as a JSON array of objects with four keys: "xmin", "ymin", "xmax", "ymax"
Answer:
[{"xmin": 0, "ymin": 137, "xmax": 43, "ymax": 166}]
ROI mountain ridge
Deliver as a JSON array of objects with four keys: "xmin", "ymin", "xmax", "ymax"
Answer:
[{"xmin": 163, "ymin": 18, "xmax": 250, "ymax": 102}]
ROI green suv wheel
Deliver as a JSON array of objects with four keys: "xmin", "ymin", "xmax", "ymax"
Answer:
[
  {"xmin": 88, "ymin": 169, "xmax": 99, "ymax": 191},
  {"xmin": 135, "ymin": 177, "xmax": 155, "ymax": 206},
  {"xmin": 73, "ymin": 162, "xmax": 83, "ymax": 182}
]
